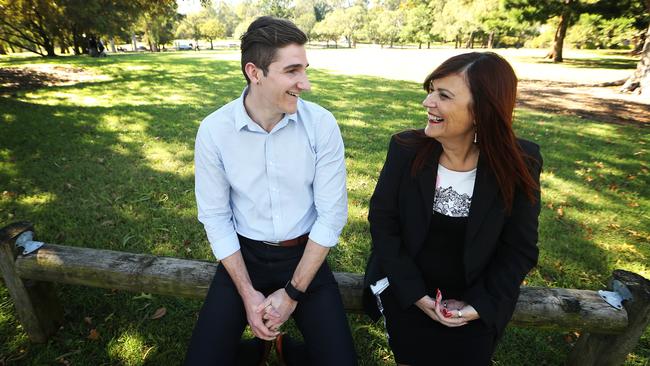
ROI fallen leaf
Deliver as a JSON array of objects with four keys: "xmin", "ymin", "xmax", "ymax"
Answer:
[
  {"xmin": 557, "ymin": 207, "xmax": 564, "ymax": 218},
  {"xmin": 84, "ymin": 316, "xmax": 92, "ymax": 325},
  {"xmin": 87, "ymin": 328, "xmax": 100, "ymax": 340},
  {"xmin": 150, "ymin": 307, "xmax": 166, "ymax": 320},
  {"xmin": 627, "ymin": 202, "xmax": 639, "ymax": 208}
]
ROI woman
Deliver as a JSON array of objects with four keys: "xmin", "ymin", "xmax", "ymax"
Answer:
[{"xmin": 363, "ymin": 52, "xmax": 543, "ymax": 365}]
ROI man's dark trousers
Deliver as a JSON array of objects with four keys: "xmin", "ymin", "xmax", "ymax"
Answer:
[{"xmin": 184, "ymin": 235, "xmax": 358, "ymax": 365}]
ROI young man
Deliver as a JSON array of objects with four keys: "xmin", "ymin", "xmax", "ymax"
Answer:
[{"xmin": 185, "ymin": 16, "xmax": 357, "ymax": 366}]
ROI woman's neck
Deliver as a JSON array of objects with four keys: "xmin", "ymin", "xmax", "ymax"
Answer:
[{"xmin": 438, "ymin": 141, "xmax": 479, "ymax": 172}]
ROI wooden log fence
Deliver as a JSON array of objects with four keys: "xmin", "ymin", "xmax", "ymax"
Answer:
[{"xmin": 1, "ymin": 221, "xmax": 649, "ymax": 365}]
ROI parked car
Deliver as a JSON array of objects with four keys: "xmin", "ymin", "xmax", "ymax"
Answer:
[{"xmin": 177, "ymin": 44, "xmax": 192, "ymax": 51}]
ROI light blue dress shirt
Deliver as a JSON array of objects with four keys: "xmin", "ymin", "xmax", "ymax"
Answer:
[{"xmin": 195, "ymin": 89, "xmax": 348, "ymax": 260}]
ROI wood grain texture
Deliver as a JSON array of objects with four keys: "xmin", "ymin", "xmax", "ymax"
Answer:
[{"xmin": 13, "ymin": 243, "xmax": 628, "ymax": 334}]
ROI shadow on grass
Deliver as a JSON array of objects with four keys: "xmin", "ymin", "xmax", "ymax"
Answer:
[{"xmin": 0, "ymin": 53, "xmax": 648, "ymax": 365}]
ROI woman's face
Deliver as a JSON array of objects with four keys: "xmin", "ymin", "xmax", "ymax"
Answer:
[{"xmin": 422, "ymin": 73, "xmax": 474, "ymax": 146}]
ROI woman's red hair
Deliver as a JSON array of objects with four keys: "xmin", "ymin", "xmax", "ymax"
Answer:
[{"xmin": 404, "ymin": 52, "xmax": 539, "ymax": 212}]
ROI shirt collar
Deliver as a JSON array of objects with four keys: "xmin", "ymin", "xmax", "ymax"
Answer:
[{"xmin": 235, "ymin": 87, "xmax": 298, "ymax": 133}]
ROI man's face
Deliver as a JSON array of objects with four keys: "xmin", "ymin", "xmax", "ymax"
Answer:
[{"xmin": 257, "ymin": 43, "xmax": 311, "ymax": 115}]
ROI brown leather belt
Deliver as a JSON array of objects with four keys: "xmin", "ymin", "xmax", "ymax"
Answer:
[{"xmin": 262, "ymin": 233, "xmax": 309, "ymax": 247}]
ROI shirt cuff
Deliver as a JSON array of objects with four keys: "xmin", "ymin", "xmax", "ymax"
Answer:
[
  {"xmin": 308, "ymin": 221, "xmax": 340, "ymax": 247},
  {"xmin": 207, "ymin": 230, "xmax": 240, "ymax": 260}
]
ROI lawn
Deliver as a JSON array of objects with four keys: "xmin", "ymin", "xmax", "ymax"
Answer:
[{"xmin": 0, "ymin": 50, "xmax": 648, "ymax": 365}]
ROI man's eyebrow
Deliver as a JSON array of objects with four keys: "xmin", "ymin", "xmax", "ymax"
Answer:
[{"xmin": 283, "ymin": 63, "xmax": 309, "ymax": 71}]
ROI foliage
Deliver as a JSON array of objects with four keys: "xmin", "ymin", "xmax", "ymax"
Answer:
[
  {"xmin": 0, "ymin": 0, "xmax": 177, "ymax": 56},
  {"xmin": 566, "ymin": 13, "xmax": 637, "ymax": 49}
]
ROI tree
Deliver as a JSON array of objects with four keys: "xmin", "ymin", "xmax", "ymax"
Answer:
[
  {"xmin": 258, "ymin": 0, "xmax": 293, "ymax": 18},
  {"xmin": 620, "ymin": 0, "xmax": 650, "ymax": 95},
  {"xmin": 175, "ymin": 12, "xmax": 205, "ymax": 47},
  {"xmin": 312, "ymin": 13, "xmax": 343, "ymax": 47},
  {"xmin": 400, "ymin": 4, "xmax": 436, "ymax": 49},
  {"xmin": 0, "ymin": 0, "xmax": 178, "ymax": 56},
  {"xmin": 138, "ymin": 1, "xmax": 179, "ymax": 52},
  {"xmin": 0, "ymin": 0, "xmax": 65, "ymax": 56},
  {"xmin": 201, "ymin": 19, "xmax": 225, "ymax": 49},
  {"xmin": 334, "ymin": 6, "xmax": 367, "ymax": 47},
  {"xmin": 505, "ymin": 0, "xmax": 592, "ymax": 62},
  {"xmin": 212, "ymin": 1, "xmax": 239, "ymax": 37},
  {"xmin": 293, "ymin": 0, "xmax": 318, "ymax": 36}
]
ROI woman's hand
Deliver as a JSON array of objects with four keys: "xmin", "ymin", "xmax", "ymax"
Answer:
[
  {"xmin": 415, "ymin": 295, "xmax": 439, "ymax": 321},
  {"xmin": 436, "ymin": 295, "xmax": 480, "ymax": 326},
  {"xmin": 415, "ymin": 289, "xmax": 480, "ymax": 328}
]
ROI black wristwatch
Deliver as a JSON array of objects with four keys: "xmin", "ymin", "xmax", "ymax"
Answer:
[{"xmin": 284, "ymin": 280, "xmax": 305, "ymax": 302}]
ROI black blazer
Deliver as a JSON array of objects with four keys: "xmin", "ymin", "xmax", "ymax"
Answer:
[{"xmin": 363, "ymin": 130, "xmax": 543, "ymax": 336}]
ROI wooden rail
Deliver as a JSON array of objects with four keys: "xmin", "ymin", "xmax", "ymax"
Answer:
[{"xmin": 2, "ymin": 222, "xmax": 649, "ymax": 365}]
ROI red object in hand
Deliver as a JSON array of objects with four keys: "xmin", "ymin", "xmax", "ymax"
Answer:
[{"xmin": 442, "ymin": 309, "xmax": 452, "ymax": 318}]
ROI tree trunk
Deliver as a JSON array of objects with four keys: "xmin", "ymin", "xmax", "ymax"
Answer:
[
  {"xmin": 621, "ymin": 22, "xmax": 650, "ymax": 96},
  {"xmin": 131, "ymin": 33, "xmax": 137, "ymax": 51},
  {"xmin": 72, "ymin": 29, "xmax": 81, "ymax": 55},
  {"xmin": 427, "ymin": 41, "xmax": 430, "ymax": 49},
  {"xmin": 546, "ymin": 0, "xmax": 573, "ymax": 62},
  {"xmin": 418, "ymin": 42, "xmax": 421, "ymax": 49},
  {"xmin": 109, "ymin": 38, "xmax": 116, "ymax": 53},
  {"xmin": 0, "ymin": 43, "xmax": 6, "ymax": 55},
  {"xmin": 465, "ymin": 31, "xmax": 475, "ymax": 48},
  {"xmin": 210, "ymin": 39, "xmax": 213, "ymax": 50},
  {"xmin": 487, "ymin": 31, "xmax": 495, "ymax": 49},
  {"xmin": 43, "ymin": 40, "xmax": 56, "ymax": 57}
]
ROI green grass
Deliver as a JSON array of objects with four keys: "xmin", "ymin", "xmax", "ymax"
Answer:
[{"xmin": 1, "ymin": 51, "xmax": 648, "ymax": 365}]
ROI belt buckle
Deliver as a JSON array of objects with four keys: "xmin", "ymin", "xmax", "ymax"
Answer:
[{"xmin": 262, "ymin": 240, "xmax": 281, "ymax": 246}]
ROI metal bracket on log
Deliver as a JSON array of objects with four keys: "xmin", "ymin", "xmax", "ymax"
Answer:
[
  {"xmin": 0, "ymin": 222, "xmax": 63, "ymax": 343},
  {"xmin": 15, "ymin": 231, "xmax": 43, "ymax": 256},
  {"xmin": 598, "ymin": 280, "xmax": 633, "ymax": 310}
]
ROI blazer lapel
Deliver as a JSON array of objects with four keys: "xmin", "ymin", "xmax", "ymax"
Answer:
[
  {"xmin": 417, "ymin": 152, "xmax": 438, "ymax": 223},
  {"xmin": 465, "ymin": 154, "xmax": 499, "ymax": 247}
]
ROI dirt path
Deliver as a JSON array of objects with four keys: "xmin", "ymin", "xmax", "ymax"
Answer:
[{"xmin": 517, "ymin": 80, "xmax": 649, "ymax": 127}]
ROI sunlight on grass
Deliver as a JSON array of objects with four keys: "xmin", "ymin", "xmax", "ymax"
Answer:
[
  {"xmin": 2, "ymin": 113, "xmax": 16, "ymax": 123},
  {"xmin": 17, "ymin": 192, "xmax": 57, "ymax": 206},
  {"xmin": 107, "ymin": 329, "xmax": 154, "ymax": 366}
]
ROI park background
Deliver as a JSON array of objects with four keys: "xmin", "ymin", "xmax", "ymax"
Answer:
[{"xmin": 1, "ymin": 0, "xmax": 649, "ymax": 364}]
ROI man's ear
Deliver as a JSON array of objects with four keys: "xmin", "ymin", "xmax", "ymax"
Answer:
[{"xmin": 244, "ymin": 62, "xmax": 261, "ymax": 84}]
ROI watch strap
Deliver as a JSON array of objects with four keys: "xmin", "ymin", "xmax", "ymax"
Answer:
[{"xmin": 284, "ymin": 280, "xmax": 305, "ymax": 302}]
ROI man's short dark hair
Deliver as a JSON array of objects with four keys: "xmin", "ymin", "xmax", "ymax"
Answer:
[{"xmin": 240, "ymin": 16, "xmax": 308, "ymax": 84}]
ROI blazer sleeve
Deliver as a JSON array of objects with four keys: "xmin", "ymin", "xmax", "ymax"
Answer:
[
  {"xmin": 369, "ymin": 136, "xmax": 427, "ymax": 309},
  {"xmin": 463, "ymin": 143, "xmax": 543, "ymax": 333}
]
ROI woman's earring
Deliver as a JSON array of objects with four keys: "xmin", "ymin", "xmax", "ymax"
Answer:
[{"xmin": 473, "ymin": 126, "xmax": 478, "ymax": 144}]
